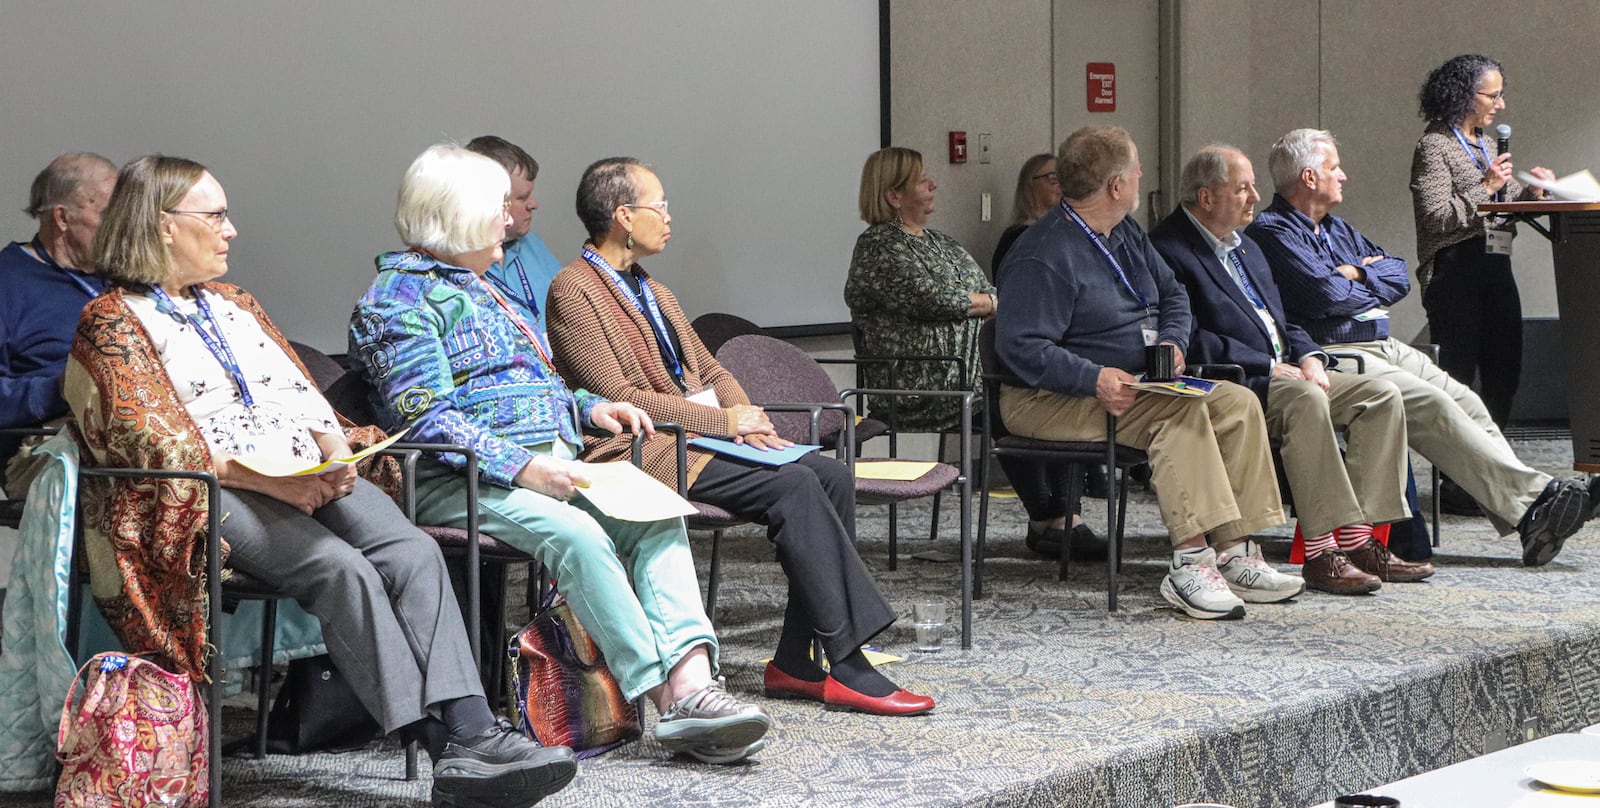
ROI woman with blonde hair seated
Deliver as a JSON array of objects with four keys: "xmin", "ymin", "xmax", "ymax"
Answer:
[
  {"xmin": 66, "ymin": 154, "xmax": 575, "ymax": 808},
  {"xmin": 350, "ymin": 145, "xmax": 771, "ymax": 765}
]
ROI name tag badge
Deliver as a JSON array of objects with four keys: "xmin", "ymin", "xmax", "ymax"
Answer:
[
  {"xmin": 1352, "ymin": 308, "xmax": 1390, "ymax": 323},
  {"xmin": 1486, "ymin": 227, "xmax": 1514, "ymax": 256},
  {"xmin": 687, "ymin": 387, "xmax": 721, "ymax": 407},
  {"xmin": 1142, "ymin": 327, "xmax": 1159, "ymax": 347}
]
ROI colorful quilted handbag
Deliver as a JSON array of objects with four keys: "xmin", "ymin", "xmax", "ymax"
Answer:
[
  {"xmin": 55, "ymin": 652, "xmax": 209, "ymax": 807},
  {"xmin": 510, "ymin": 591, "xmax": 641, "ymax": 759}
]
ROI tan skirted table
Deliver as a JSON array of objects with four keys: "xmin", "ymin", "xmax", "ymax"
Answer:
[{"xmin": 1480, "ymin": 200, "xmax": 1600, "ymax": 473}]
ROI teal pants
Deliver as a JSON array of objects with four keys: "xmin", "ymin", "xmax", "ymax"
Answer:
[{"xmin": 415, "ymin": 463, "xmax": 718, "ymax": 701}]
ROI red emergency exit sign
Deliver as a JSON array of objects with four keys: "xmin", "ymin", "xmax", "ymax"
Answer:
[{"xmin": 1087, "ymin": 62, "xmax": 1116, "ymax": 112}]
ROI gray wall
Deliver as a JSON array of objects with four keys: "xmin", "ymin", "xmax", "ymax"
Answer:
[
  {"xmin": 0, "ymin": 1, "xmax": 880, "ymax": 349},
  {"xmin": 895, "ymin": 0, "xmax": 1600, "ymax": 341}
]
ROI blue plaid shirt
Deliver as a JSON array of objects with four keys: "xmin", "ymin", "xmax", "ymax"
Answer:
[
  {"xmin": 350, "ymin": 250, "xmax": 602, "ymax": 486},
  {"xmin": 1245, "ymin": 194, "xmax": 1410, "ymax": 345}
]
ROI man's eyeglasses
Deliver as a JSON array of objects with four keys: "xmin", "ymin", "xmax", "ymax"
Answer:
[
  {"xmin": 626, "ymin": 200, "xmax": 669, "ymax": 216},
  {"xmin": 1032, "ymin": 171, "xmax": 1060, "ymax": 183},
  {"xmin": 167, "ymin": 208, "xmax": 230, "ymax": 229}
]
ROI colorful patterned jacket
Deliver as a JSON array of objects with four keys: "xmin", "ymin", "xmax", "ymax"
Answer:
[{"xmin": 350, "ymin": 250, "xmax": 603, "ymax": 486}]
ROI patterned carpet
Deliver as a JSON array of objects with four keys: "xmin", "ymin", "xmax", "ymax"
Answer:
[{"xmin": 10, "ymin": 439, "xmax": 1600, "ymax": 808}]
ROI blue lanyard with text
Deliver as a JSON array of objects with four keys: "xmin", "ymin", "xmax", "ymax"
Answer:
[
  {"xmin": 1060, "ymin": 201, "xmax": 1153, "ymax": 316},
  {"xmin": 1451, "ymin": 126, "xmax": 1492, "ymax": 170},
  {"xmin": 147, "ymin": 285, "xmax": 255, "ymax": 407},
  {"xmin": 29, "ymin": 237, "xmax": 102, "ymax": 298},
  {"xmin": 582, "ymin": 246, "xmax": 684, "ymax": 384},
  {"xmin": 505, "ymin": 252, "xmax": 540, "ymax": 319},
  {"xmin": 1228, "ymin": 250, "xmax": 1284, "ymax": 359}
]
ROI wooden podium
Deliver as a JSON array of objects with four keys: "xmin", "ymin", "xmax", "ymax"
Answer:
[{"xmin": 1480, "ymin": 200, "xmax": 1600, "ymax": 472}]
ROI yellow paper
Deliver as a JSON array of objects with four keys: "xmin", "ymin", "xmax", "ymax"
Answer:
[
  {"xmin": 232, "ymin": 429, "xmax": 409, "ymax": 477},
  {"xmin": 854, "ymin": 460, "xmax": 938, "ymax": 481},
  {"xmin": 574, "ymin": 461, "xmax": 698, "ymax": 522},
  {"xmin": 762, "ymin": 645, "xmax": 907, "ymax": 668}
]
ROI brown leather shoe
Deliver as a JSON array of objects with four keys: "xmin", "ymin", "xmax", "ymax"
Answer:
[
  {"xmin": 1301, "ymin": 551, "xmax": 1381, "ymax": 595},
  {"xmin": 1346, "ymin": 539, "xmax": 1435, "ymax": 583}
]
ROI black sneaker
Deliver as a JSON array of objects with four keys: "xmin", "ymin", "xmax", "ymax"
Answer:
[
  {"xmin": 1518, "ymin": 477, "xmax": 1590, "ymax": 567},
  {"xmin": 432, "ymin": 720, "xmax": 577, "ymax": 808}
]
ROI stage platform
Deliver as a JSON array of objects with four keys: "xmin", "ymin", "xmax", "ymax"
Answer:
[{"xmin": 8, "ymin": 438, "xmax": 1600, "ymax": 807}]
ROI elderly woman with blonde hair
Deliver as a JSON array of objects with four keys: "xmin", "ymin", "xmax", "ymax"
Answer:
[
  {"xmin": 66, "ymin": 154, "xmax": 577, "ymax": 808},
  {"xmin": 350, "ymin": 145, "xmax": 771, "ymax": 767}
]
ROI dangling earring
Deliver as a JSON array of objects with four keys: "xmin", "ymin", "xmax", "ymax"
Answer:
[{"xmin": 626, "ymin": 231, "xmax": 634, "ymax": 250}]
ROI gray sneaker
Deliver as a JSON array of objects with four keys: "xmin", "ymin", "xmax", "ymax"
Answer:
[
  {"xmin": 1519, "ymin": 476, "xmax": 1589, "ymax": 567},
  {"xmin": 654, "ymin": 678, "xmax": 771, "ymax": 764},
  {"xmin": 1159, "ymin": 547, "xmax": 1246, "ymax": 620},
  {"xmin": 1218, "ymin": 540, "xmax": 1306, "ymax": 603}
]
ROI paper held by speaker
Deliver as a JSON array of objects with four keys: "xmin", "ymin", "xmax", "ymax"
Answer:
[{"xmin": 1518, "ymin": 169, "xmax": 1600, "ymax": 202}]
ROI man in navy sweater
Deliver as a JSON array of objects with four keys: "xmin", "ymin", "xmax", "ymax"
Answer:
[
  {"xmin": 2, "ymin": 152, "xmax": 115, "ymax": 495},
  {"xmin": 1150, "ymin": 145, "xmax": 1433, "ymax": 594},
  {"xmin": 995, "ymin": 126, "xmax": 1295, "ymax": 621}
]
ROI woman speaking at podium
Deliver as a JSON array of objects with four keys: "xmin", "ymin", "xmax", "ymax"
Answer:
[{"xmin": 1410, "ymin": 54, "xmax": 1553, "ymax": 429}]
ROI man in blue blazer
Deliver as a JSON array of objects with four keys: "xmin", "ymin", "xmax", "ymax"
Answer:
[{"xmin": 1150, "ymin": 145, "xmax": 1433, "ymax": 593}]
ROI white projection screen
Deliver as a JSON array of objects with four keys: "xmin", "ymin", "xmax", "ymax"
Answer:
[{"xmin": 0, "ymin": 1, "xmax": 881, "ymax": 350}]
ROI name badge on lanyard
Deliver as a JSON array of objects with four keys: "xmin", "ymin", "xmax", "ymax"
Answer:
[{"xmin": 1486, "ymin": 226, "xmax": 1514, "ymax": 256}]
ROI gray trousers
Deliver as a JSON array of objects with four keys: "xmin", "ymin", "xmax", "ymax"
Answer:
[
  {"xmin": 1331, "ymin": 338, "xmax": 1550, "ymax": 535},
  {"xmin": 219, "ymin": 479, "xmax": 482, "ymax": 732}
]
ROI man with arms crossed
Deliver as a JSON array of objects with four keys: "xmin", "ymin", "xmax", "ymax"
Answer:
[{"xmin": 1247, "ymin": 128, "xmax": 1593, "ymax": 566}]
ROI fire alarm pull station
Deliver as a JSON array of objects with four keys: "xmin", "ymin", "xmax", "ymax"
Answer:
[{"xmin": 949, "ymin": 131, "xmax": 967, "ymax": 164}]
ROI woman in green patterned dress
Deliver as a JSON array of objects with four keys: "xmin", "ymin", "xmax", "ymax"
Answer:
[{"xmin": 845, "ymin": 147, "xmax": 1103, "ymax": 560}]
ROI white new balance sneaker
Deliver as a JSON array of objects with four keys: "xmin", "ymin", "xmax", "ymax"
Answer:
[
  {"xmin": 1217, "ymin": 540, "xmax": 1306, "ymax": 603},
  {"xmin": 1160, "ymin": 547, "xmax": 1246, "ymax": 620}
]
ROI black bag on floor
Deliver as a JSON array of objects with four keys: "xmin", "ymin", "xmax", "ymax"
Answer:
[{"xmin": 265, "ymin": 654, "xmax": 382, "ymax": 754}]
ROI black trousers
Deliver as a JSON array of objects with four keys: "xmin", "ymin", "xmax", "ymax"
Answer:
[
  {"xmin": 997, "ymin": 456, "xmax": 1079, "ymax": 522},
  {"xmin": 1423, "ymin": 236, "xmax": 1523, "ymax": 427},
  {"xmin": 688, "ymin": 452, "xmax": 895, "ymax": 664}
]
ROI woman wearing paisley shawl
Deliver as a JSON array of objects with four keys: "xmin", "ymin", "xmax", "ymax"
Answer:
[{"xmin": 64, "ymin": 155, "xmax": 576, "ymax": 808}]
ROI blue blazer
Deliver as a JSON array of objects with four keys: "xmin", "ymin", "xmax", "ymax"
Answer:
[{"xmin": 1149, "ymin": 206, "xmax": 1327, "ymax": 403}]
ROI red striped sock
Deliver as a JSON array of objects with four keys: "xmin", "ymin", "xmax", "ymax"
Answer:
[
  {"xmin": 1335, "ymin": 523, "xmax": 1375, "ymax": 551},
  {"xmin": 1304, "ymin": 531, "xmax": 1336, "ymax": 559}
]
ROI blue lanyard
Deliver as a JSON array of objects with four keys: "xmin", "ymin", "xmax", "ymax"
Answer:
[
  {"xmin": 500, "ymin": 251, "xmax": 540, "ymax": 320},
  {"xmin": 1451, "ymin": 126, "xmax": 1492, "ymax": 171},
  {"xmin": 1060, "ymin": 201, "xmax": 1152, "ymax": 314},
  {"xmin": 1228, "ymin": 249, "xmax": 1284, "ymax": 359},
  {"xmin": 582, "ymin": 246, "xmax": 684, "ymax": 384},
  {"xmin": 29, "ymin": 237, "xmax": 102, "ymax": 298},
  {"xmin": 1226, "ymin": 250, "xmax": 1268, "ymax": 310},
  {"xmin": 147, "ymin": 285, "xmax": 255, "ymax": 408}
]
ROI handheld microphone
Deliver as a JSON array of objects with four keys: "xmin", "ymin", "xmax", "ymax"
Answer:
[{"xmin": 1494, "ymin": 124, "xmax": 1512, "ymax": 201}]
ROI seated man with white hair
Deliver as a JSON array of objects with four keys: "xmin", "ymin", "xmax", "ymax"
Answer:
[{"xmin": 1246, "ymin": 128, "xmax": 1595, "ymax": 567}]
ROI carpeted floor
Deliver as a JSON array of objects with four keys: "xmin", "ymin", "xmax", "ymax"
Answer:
[{"xmin": 10, "ymin": 439, "xmax": 1600, "ymax": 807}]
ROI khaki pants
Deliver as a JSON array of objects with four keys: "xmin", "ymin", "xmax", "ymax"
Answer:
[
  {"xmin": 1332, "ymin": 338, "xmax": 1548, "ymax": 535},
  {"xmin": 1265, "ymin": 373, "xmax": 1410, "ymax": 537},
  {"xmin": 1000, "ymin": 380, "xmax": 1285, "ymax": 546}
]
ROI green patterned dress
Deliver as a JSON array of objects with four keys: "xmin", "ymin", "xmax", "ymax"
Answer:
[{"xmin": 844, "ymin": 222, "xmax": 994, "ymax": 431}]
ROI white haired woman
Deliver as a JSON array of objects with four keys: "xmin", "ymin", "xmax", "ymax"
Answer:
[
  {"xmin": 349, "ymin": 145, "xmax": 771, "ymax": 766},
  {"xmin": 65, "ymin": 155, "xmax": 577, "ymax": 808}
]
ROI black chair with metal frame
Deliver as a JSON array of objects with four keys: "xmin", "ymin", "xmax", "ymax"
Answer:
[{"xmin": 716, "ymin": 333, "xmax": 977, "ymax": 648}]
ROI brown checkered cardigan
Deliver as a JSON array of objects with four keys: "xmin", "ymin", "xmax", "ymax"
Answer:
[
  {"xmin": 1409, "ymin": 120, "xmax": 1541, "ymax": 292},
  {"xmin": 546, "ymin": 258, "xmax": 749, "ymax": 489}
]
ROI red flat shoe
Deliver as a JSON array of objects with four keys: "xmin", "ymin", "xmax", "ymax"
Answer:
[
  {"xmin": 821, "ymin": 676, "xmax": 935, "ymax": 716},
  {"xmin": 762, "ymin": 663, "xmax": 827, "ymax": 702}
]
